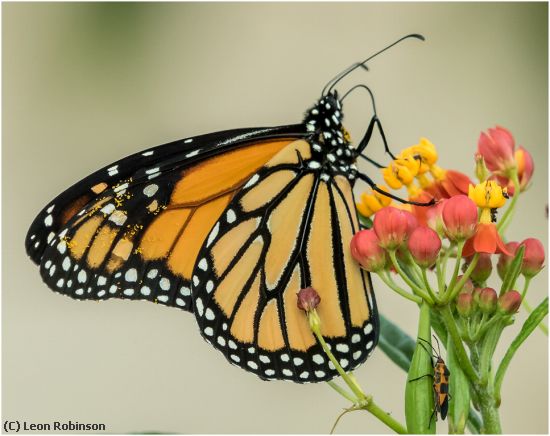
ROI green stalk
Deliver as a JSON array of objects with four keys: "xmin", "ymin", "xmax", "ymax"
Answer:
[
  {"xmin": 471, "ymin": 314, "xmax": 504, "ymax": 342},
  {"xmin": 405, "ymin": 251, "xmax": 425, "ymax": 283},
  {"xmin": 478, "ymin": 319, "xmax": 504, "ymax": 386},
  {"xmin": 477, "ymin": 387, "xmax": 502, "ymax": 434},
  {"xmin": 311, "ymin": 317, "xmax": 365, "ymax": 401},
  {"xmin": 421, "ymin": 268, "xmax": 439, "ymax": 304},
  {"xmin": 445, "ymin": 254, "xmax": 479, "ymax": 304},
  {"xmin": 520, "ymin": 276, "xmax": 531, "ymax": 301},
  {"xmin": 494, "ymin": 297, "xmax": 549, "ymax": 406},
  {"xmin": 522, "ymin": 299, "xmax": 549, "ymax": 335},
  {"xmin": 361, "ymin": 399, "xmax": 408, "ymax": 434},
  {"xmin": 436, "ymin": 251, "xmax": 444, "ymax": 293},
  {"xmin": 389, "ymin": 250, "xmax": 434, "ymax": 304},
  {"xmin": 439, "ymin": 306, "xmax": 479, "ymax": 384},
  {"xmin": 441, "ymin": 241, "xmax": 453, "ymax": 277},
  {"xmin": 377, "ymin": 271, "xmax": 422, "ymax": 304},
  {"xmin": 447, "ymin": 335, "xmax": 471, "ymax": 434},
  {"xmin": 445, "ymin": 240, "xmax": 465, "ymax": 298},
  {"xmin": 405, "ymin": 302, "xmax": 435, "ymax": 434},
  {"xmin": 311, "ymin": 311, "xmax": 408, "ymax": 434},
  {"xmin": 327, "ymin": 380, "xmax": 356, "ymax": 403}
]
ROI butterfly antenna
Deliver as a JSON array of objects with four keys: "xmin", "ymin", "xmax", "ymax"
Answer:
[
  {"xmin": 341, "ymin": 84, "xmax": 378, "ymax": 115},
  {"xmin": 322, "ymin": 33, "xmax": 425, "ymax": 96}
]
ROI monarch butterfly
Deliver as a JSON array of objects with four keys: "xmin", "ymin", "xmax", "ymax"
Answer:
[{"xmin": 25, "ymin": 34, "xmax": 429, "ymax": 384}]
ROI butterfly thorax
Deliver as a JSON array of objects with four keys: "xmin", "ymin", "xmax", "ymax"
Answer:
[{"xmin": 304, "ymin": 92, "xmax": 357, "ymax": 182}]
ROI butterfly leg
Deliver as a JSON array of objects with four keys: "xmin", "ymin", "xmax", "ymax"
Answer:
[
  {"xmin": 358, "ymin": 153, "xmax": 385, "ymax": 169},
  {"xmin": 356, "ymin": 116, "xmax": 398, "ymax": 160},
  {"xmin": 356, "ymin": 173, "xmax": 436, "ymax": 206}
]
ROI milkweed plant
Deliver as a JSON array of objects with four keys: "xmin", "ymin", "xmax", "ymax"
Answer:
[{"xmin": 297, "ymin": 126, "xmax": 547, "ymax": 434}]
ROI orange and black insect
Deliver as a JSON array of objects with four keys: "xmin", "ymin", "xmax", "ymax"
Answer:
[
  {"xmin": 25, "ymin": 34, "xmax": 432, "ymax": 384},
  {"xmin": 410, "ymin": 335, "xmax": 450, "ymax": 424}
]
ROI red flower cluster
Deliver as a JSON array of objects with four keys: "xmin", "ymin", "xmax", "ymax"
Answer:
[
  {"xmin": 351, "ymin": 125, "xmax": 544, "ymax": 312},
  {"xmin": 351, "ymin": 206, "xmax": 441, "ymax": 271}
]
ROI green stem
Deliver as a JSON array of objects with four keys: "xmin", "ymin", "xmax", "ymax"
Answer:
[
  {"xmin": 445, "ymin": 254, "xmax": 479, "ymax": 303},
  {"xmin": 446, "ymin": 240, "xmax": 465, "ymax": 297},
  {"xmin": 478, "ymin": 319, "xmax": 504, "ymax": 386},
  {"xmin": 421, "ymin": 268, "xmax": 439, "ymax": 304},
  {"xmin": 440, "ymin": 242, "xmax": 453, "ymax": 284},
  {"xmin": 471, "ymin": 314, "xmax": 504, "ymax": 342},
  {"xmin": 405, "ymin": 302, "xmax": 435, "ymax": 434},
  {"xmin": 327, "ymin": 380, "xmax": 356, "ymax": 403},
  {"xmin": 494, "ymin": 297, "xmax": 549, "ymax": 406},
  {"xmin": 388, "ymin": 251, "xmax": 434, "ymax": 304},
  {"xmin": 522, "ymin": 299, "xmax": 549, "ymax": 335},
  {"xmin": 378, "ymin": 271, "xmax": 422, "ymax": 304},
  {"xmin": 312, "ymin": 312, "xmax": 409, "ymax": 433},
  {"xmin": 521, "ymin": 276, "xmax": 531, "ymax": 301},
  {"xmin": 311, "ymin": 322, "xmax": 365, "ymax": 401},
  {"xmin": 439, "ymin": 305, "xmax": 479, "ymax": 383},
  {"xmin": 361, "ymin": 400, "xmax": 408, "ymax": 434},
  {"xmin": 405, "ymin": 251, "xmax": 424, "ymax": 283},
  {"xmin": 496, "ymin": 171, "xmax": 520, "ymax": 234},
  {"xmin": 477, "ymin": 388, "xmax": 502, "ymax": 434},
  {"xmin": 436, "ymin": 251, "xmax": 444, "ymax": 293}
]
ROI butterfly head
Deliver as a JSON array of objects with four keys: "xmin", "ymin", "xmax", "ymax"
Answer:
[
  {"xmin": 304, "ymin": 91, "xmax": 344, "ymax": 138},
  {"xmin": 303, "ymin": 91, "xmax": 359, "ymax": 181}
]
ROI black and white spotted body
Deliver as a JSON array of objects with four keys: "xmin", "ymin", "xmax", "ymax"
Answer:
[{"xmin": 304, "ymin": 91, "xmax": 358, "ymax": 183}]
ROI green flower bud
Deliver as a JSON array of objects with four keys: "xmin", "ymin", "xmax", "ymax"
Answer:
[
  {"xmin": 478, "ymin": 287, "xmax": 497, "ymax": 314},
  {"xmin": 457, "ymin": 275, "xmax": 475, "ymax": 295},
  {"xmin": 498, "ymin": 290, "xmax": 522, "ymax": 314},
  {"xmin": 466, "ymin": 253, "xmax": 493, "ymax": 285},
  {"xmin": 456, "ymin": 293, "xmax": 474, "ymax": 318}
]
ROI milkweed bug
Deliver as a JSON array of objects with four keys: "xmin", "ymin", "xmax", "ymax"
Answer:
[{"xmin": 409, "ymin": 335, "xmax": 451, "ymax": 426}]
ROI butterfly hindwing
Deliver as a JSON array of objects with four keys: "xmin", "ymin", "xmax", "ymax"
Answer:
[
  {"xmin": 192, "ymin": 139, "xmax": 379, "ymax": 382},
  {"xmin": 30, "ymin": 127, "xmax": 306, "ymax": 311}
]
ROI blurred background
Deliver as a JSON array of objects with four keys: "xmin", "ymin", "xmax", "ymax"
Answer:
[{"xmin": 3, "ymin": 3, "xmax": 547, "ymax": 434}]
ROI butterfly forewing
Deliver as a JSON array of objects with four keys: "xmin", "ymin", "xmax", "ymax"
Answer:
[
  {"xmin": 192, "ymin": 139, "xmax": 378, "ymax": 382},
  {"xmin": 30, "ymin": 128, "xmax": 304, "ymax": 311}
]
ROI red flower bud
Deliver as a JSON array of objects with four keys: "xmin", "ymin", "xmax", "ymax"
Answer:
[
  {"xmin": 350, "ymin": 230, "xmax": 386, "ymax": 272},
  {"xmin": 373, "ymin": 207, "xmax": 412, "ymax": 250},
  {"xmin": 515, "ymin": 146, "xmax": 534, "ymax": 191},
  {"xmin": 442, "ymin": 195, "xmax": 478, "ymax": 241},
  {"xmin": 498, "ymin": 290, "xmax": 522, "ymax": 314},
  {"xmin": 466, "ymin": 253, "xmax": 493, "ymax": 284},
  {"xmin": 457, "ymin": 275, "xmax": 475, "ymax": 295},
  {"xmin": 519, "ymin": 238, "xmax": 545, "ymax": 278},
  {"xmin": 472, "ymin": 287, "xmax": 482, "ymax": 305},
  {"xmin": 297, "ymin": 287, "xmax": 321, "ymax": 312},
  {"xmin": 477, "ymin": 126, "xmax": 516, "ymax": 173},
  {"xmin": 403, "ymin": 210, "xmax": 419, "ymax": 236},
  {"xmin": 497, "ymin": 242, "xmax": 520, "ymax": 280},
  {"xmin": 479, "ymin": 287, "xmax": 498, "ymax": 314},
  {"xmin": 495, "ymin": 147, "xmax": 535, "ymax": 195},
  {"xmin": 456, "ymin": 293, "xmax": 474, "ymax": 317},
  {"xmin": 426, "ymin": 200, "xmax": 446, "ymax": 235},
  {"xmin": 407, "ymin": 226, "xmax": 442, "ymax": 268}
]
